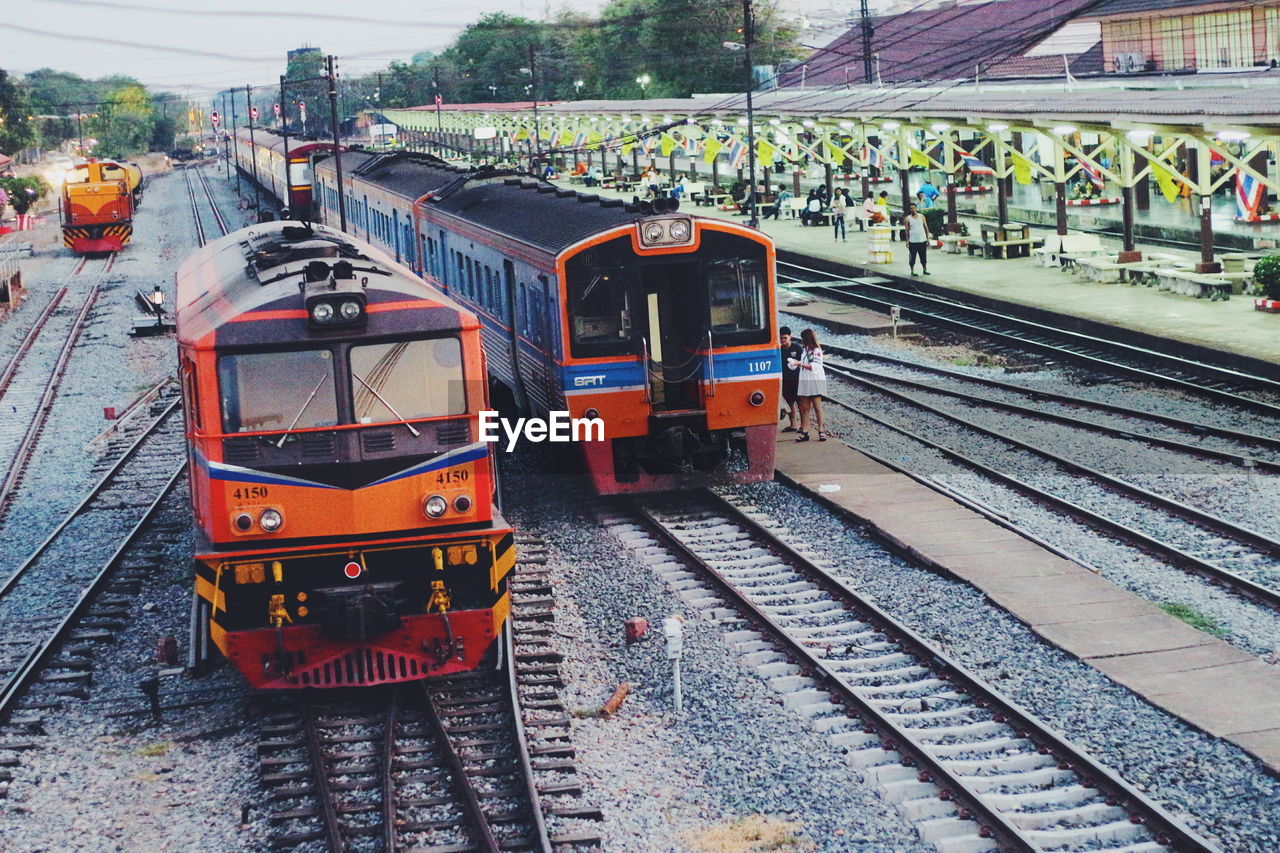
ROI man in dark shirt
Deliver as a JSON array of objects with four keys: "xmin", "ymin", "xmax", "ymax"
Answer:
[{"xmin": 780, "ymin": 326, "xmax": 804, "ymax": 432}]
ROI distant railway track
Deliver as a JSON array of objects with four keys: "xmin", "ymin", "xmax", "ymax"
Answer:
[
  {"xmin": 776, "ymin": 259, "xmax": 1280, "ymax": 417},
  {"xmin": 0, "ymin": 391, "xmax": 185, "ymax": 721},
  {"xmin": 621, "ymin": 490, "xmax": 1218, "ymax": 853},
  {"xmin": 184, "ymin": 165, "xmax": 228, "ymax": 247},
  {"xmin": 818, "ymin": 356, "xmax": 1280, "ymax": 611},
  {"xmin": 0, "ymin": 253, "xmax": 114, "ymax": 516}
]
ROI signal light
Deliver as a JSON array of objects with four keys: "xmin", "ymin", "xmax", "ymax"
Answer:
[
  {"xmin": 453, "ymin": 494, "xmax": 473, "ymax": 513},
  {"xmin": 749, "ymin": 390, "xmax": 765, "ymax": 406},
  {"xmin": 233, "ymin": 513, "xmax": 253, "ymax": 532},
  {"xmin": 343, "ymin": 561, "xmax": 362, "ymax": 579}
]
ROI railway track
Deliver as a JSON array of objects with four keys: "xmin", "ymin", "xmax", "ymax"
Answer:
[
  {"xmin": 0, "ymin": 390, "xmax": 185, "ymax": 722},
  {"xmin": 776, "ymin": 259, "xmax": 1280, "ymax": 417},
  {"xmin": 184, "ymin": 164, "xmax": 229, "ymax": 247},
  {"xmin": 613, "ymin": 490, "xmax": 1218, "ymax": 853},
  {"xmin": 260, "ymin": 537, "xmax": 601, "ymax": 852},
  {"xmin": 817, "ymin": 357, "xmax": 1280, "ymax": 611},
  {"xmin": 0, "ymin": 253, "xmax": 114, "ymax": 516}
]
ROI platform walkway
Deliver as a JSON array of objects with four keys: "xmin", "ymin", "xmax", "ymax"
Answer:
[
  {"xmin": 571, "ymin": 179, "xmax": 1280, "ymax": 367},
  {"xmin": 772, "ymin": 433, "xmax": 1280, "ymax": 772}
]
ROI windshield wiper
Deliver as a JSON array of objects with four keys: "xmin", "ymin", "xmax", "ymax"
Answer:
[
  {"xmin": 276, "ymin": 371, "xmax": 330, "ymax": 448},
  {"xmin": 352, "ymin": 373, "xmax": 421, "ymax": 437}
]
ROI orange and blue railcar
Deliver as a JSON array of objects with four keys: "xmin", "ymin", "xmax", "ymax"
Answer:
[
  {"xmin": 176, "ymin": 221, "xmax": 512, "ymax": 688},
  {"xmin": 60, "ymin": 159, "xmax": 134, "ymax": 253}
]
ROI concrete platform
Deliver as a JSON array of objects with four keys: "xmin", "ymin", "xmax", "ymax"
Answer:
[
  {"xmin": 773, "ymin": 432, "xmax": 1280, "ymax": 772},
  {"xmin": 779, "ymin": 288, "xmax": 918, "ymax": 337}
]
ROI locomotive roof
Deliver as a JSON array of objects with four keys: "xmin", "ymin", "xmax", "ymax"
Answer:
[
  {"xmin": 318, "ymin": 151, "xmax": 644, "ymax": 255},
  {"xmin": 175, "ymin": 221, "xmax": 472, "ymax": 347},
  {"xmin": 233, "ymin": 127, "xmax": 336, "ymax": 157}
]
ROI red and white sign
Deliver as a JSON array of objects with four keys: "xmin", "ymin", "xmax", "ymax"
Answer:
[
  {"xmin": 343, "ymin": 561, "xmax": 362, "ymax": 579},
  {"xmin": 273, "ymin": 103, "xmax": 280, "ymax": 117},
  {"xmin": 435, "ymin": 94, "xmax": 443, "ymax": 106},
  {"xmin": 1236, "ymin": 212, "xmax": 1280, "ymax": 223},
  {"xmin": 299, "ymin": 101, "xmax": 307, "ymax": 122},
  {"xmin": 1065, "ymin": 197, "xmax": 1120, "ymax": 206},
  {"xmin": 250, "ymin": 106, "xmax": 259, "ymax": 120},
  {"xmin": 1255, "ymin": 298, "xmax": 1280, "ymax": 313},
  {"xmin": 210, "ymin": 111, "xmax": 220, "ymax": 128}
]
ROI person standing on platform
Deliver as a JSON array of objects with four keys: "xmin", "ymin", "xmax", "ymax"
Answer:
[
  {"xmin": 915, "ymin": 190, "xmax": 934, "ymax": 210},
  {"xmin": 779, "ymin": 326, "xmax": 803, "ymax": 432},
  {"xmin": 795, "ymin": 328, "xmax": 828, "ymax": 442},
  {"xmin": 903, "ymin": 202, "xmax": 931, "ymax": 276},
  {"xmin": 831, "ymin": 188, "xmax": 848, "ymax": 241},
  {"xmin": 919, "ymin": 179, "xmax": 940, "ymax": 206}
]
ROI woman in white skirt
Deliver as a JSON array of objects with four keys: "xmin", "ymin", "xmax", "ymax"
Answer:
[{"xmin": 795, "ymin": 328, "xmax": 828, "ymax": 442}]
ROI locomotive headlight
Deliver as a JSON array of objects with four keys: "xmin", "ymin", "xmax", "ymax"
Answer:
[
  {"xmin": 423, "ymin": 494, "xmax": 448, "ymax": 518},
  {"xmin": 643, "ymin": 221, "xmax": 665, "ymax": 243},
  {"xmin": 311, "ymin": 302, "xmax": 335, "ymax": 324},
  {"xmin": 339, "ymin": 300, "xmax": 362, "ymax": 321},
  {"xmin": 233, "ymin": 513, "xmax": 253, "ymax": 532},
  {"xmin": 259, "ymin": 508, "xmax": 284, "ymax": 532},
  {"xmin": 668, "ymin": 219, "xmax": 692, "ymax": 242},
  {"xmin": 749, "ymin": 390, "xmax": 766, "ymax": 406}
]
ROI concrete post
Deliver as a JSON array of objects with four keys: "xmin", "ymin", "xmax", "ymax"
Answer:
[{"xmin": 1194, "ymin": 143, "xmax": 1220, "ymax": 273}]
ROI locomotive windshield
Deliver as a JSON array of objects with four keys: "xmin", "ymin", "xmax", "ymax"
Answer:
[
  {"xmin": 706, "ymin": 260, "xmax": 767, "ymax": 336},
  {"xmin": 350, "ymin": 338, "xmax": 466, "ymax": 422},
  {"xmin": 217, "ymin": 337, "xmax": 466, "ymax": 434},
  {"xmin": 570, "ymin": 269, "xmax": 632, "ymax": 344},
  {"xmin": 218, "ymin": 349, "xmax": 338, "ymax": 433}
]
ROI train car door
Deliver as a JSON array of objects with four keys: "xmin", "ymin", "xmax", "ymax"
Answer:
[
  {"xmin": 504, "ymin": 261, "xmax": 530, "ymax": 412},
  {"xmin": 536, "ymin": 274, "xmax": 559, "ymax": 411},
  {"xmin": 639, "ymin": 262, "xmax": 703, "ymax": 411}
]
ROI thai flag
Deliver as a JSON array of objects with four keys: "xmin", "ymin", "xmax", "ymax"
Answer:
[
  {"xmin": 958, "ymin": 148, "xmax": 994, "ymax": 175},
  {"xmin": 1210, "ymin": 149, "xmax": 1225, "ymax": 167},
  {"xmin": 727, "ymin": 138, "xmax": 747, "ymax": 169},
  {"xmin": 1080, "ymin": 160, "xmax": 1105, "ymax": 189},
  {"xmin": 863, "ymin": 146, "xmax": 882, "ymax": 169},
  {"xmin": 1236, "ymin": 169, "xmax": 1265, "ymax": 220},
  {"xmin": 573, "ymin": 131, "xmax": 587, "ymax": 150}
]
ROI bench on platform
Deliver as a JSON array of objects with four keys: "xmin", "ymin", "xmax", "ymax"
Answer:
[
  {"xmin": 983, "ymin": 238, "xmax": 1040, "ymax": 259},
  {"xmin": 1035, "ymin": 232, "xmax": 1106, "ymax": 268},
  {"xmin": 1155, "ymin": 268, "xmax": 1236, "ymax": 300}
]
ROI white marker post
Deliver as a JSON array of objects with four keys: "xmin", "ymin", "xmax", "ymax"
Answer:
[{"xmin": 663, "ymin": 616, "xmax": 685, "ymax": 715}]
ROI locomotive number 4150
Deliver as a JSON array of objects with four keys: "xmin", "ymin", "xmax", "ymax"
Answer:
[
  {"xmin": 232, "ymin": 486, "xmax": 269, "ymax": 500},
  {"xmin": 436, "ymin": 469, "xmax": 469, "ymax": 485}
]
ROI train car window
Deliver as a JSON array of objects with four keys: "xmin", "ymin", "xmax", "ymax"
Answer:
[
  {"xmin": 568, "ymin": 268, "xmax": 631, "ymax": 347},
  {"xmin": 217, "ymin": 349, "xmax": 338, "ymax": 433},
  {"xmin": 349, "ymin": 338, "xmax": 466, "ymax": 422},
  {"xmin": 180, "ymin": 359, "xmax": 202, "ymax": 430},
  {"xmin": 517, "ymin": 282, "xmax": 528, "ymax": 336},
  {"xmin": 706, "ymin": 260, "xmax": 768, "ymax": 340},
  {"xmin": 288, "ymin": 160, "xmax": 310, "ymax": 189}
]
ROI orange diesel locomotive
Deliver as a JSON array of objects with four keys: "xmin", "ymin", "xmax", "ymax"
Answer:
[
  {"xmin": 61, "ymin": 160, "xmax": 134, "ymax": 252},
  {"xmin": 177, "ymin": 220, "xmax": 513, "ymax": 689}
]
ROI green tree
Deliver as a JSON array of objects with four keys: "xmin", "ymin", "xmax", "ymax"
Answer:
[
  {"xmin": 92, "ymin": 82, "xmax": 154, "ymax": 157},
  {"xmin": 443, "ymin": 13, "xmax": 545, "ymax": 103},
  {"xmin": 0, "ymin": 69, "xmax": 35, "ymax": 154},
  {"xmin": 283, "ymin": 48, "xmax": 328, "ymax": 136}
]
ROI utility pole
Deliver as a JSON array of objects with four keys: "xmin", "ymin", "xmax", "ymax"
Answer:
[
  {"xmin": 528, "ymin": 45, "xmax": 541, "ymax": 176},
  {"xmin": 433, "ymin": 65, "xmax": 443, "ymax": 155},
  {"xmin": 743, "ymin": 0, "xmax": 759, "ymax": 228},
  {"xmin": 229, "ymin": 91, "xmax": 242, "ymax": 197},
  {"xmin": 860, "ymin": 0, "xmax": 874, "ymax": 84},
  {"xmin": 279, "ymin": 75, "xmax": 291, "ymax": 217},
  {"xmin": 246, "ymin": 84, "xmax": 262, "ymax": 212},
  {"xmin": 327, "ymin": 54, "xmax": 347, "ymax": 231}
]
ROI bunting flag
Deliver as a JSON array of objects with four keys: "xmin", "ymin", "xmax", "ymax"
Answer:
[
  {"xmin": 640, "ymin": 135, "xmax": 655, "ymax": 154},
  {"xmin": 863, "ymin": 145, "xmax": 882, "ymax": 169},
  {"xmin": 514, "ymin": 127, "xmax": 530, "ymax": 142},
  {"xmin": 822, "ymin": 138, "xmax": 844, "ymax": 164},
  {"xmin": 682, "ymin": 136, "xmax": 701, "ymax": 157},
  {"xmin": 620, "ymin": 140, "xmax": 635, "ymax": 156},
  {"xmin": 557, "ymin": 129, "xmax": 575, "ymax": 147},
  {"xmin": 1012, "ymin": 152, "xmax": 1033, "ymax": 186},
  {"xmin": 573, "ymin": 131, "xmax": 587, "ymax": 149},
  {"xmin": 1151, "ymin": 160, "xmax": 1182, "ymax": 203},
  {"xmin": 1210, "ymin": 149, "xmax": 1225, "ymax": 167},
  {"xmin": 756, "ymin": 137, "xmax": 777, "ymax": 164},
  {"xmin": 727, "ymin": 138, "xmax": 748, "ymax": 169},
  {"xmin": 1236, "ymin": 169, "xmax": 1265, "ymax": 220},
  {"xmin": 908, "ymin": 146, "xmax": 930, "ymax": 169},
  {"xmin": 703, "ymin": 137, "xmax": 723, "ymax": 164},
  {"xmin": 587, "ymin": 130, "xmax": 604, "ymax": 149},
  {"xmin": 1080, "ymin": 159, "xmax": 1105, "ymax": 189},
  {"xmin": 660, "ymin": 134, "xmax": 676, "ymax": 158},
  {"xmin": 958, "ymin": 147, "xmax": 994, "ymax": 175}
]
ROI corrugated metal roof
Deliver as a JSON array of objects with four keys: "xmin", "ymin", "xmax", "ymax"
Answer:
[{"xmin": 1081, "ymin": 0, "xmax": 1246, "ymax": 18}]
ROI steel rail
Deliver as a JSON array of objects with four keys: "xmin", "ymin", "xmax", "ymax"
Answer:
[
  {"xmin": 502, "ymin": 622, "xmax": 554, "ymax": 853},
  {"xmin": 0, "ymin": 277, "xmax": 104, "ymax": 514},
  {"xmin": 381, "ymin": 687, "xmax": 400, "ymax": 853},
  {"xmin": 0, "ymin": 397, "xmax": 183, "ymax": 599},
  {"xmin": 415, "ymin": 680, "xmax": 503, "ymax": 852},
  {"xmin": 0, "ymin": 284, "xmax": 69, "ymax": 399},
  {"xmin": 822, "ymin": 343, "xmax": 1280, "ymax": 456},
  {"xmin": 831, "ymin": 366, "xmax": 1280, "ymax": 560},
  {"xmin": 300, "ymin": 701, "xmax": 348, "ymax": 853},
  {"xmin": 776, "ymin": 260, "xmax": 1280, "ymax": 416},
  {"xmin": 184, "ymin": 168, "xmax": 206, "ymax": 247},
  {"xmin": 825, "ymin": 356, "xmax": 1280, "ymax": 473},
  {"xmin": 635, "ymin": 491, "xmax": 1219, "ymax": 853},
  {"xmin": 195, "ymin": 166, "xmax": 229, "ymax": 237},
  {"xmin": 815, "ymin": 390, "xmax": 1280, "ymax": 610},
  {"xmin": 0, "ymin": 463, "xmax": 183, "ymax": 720}
]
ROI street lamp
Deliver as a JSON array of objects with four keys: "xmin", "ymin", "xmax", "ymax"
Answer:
[
  {"xmin": 574, "ymin": 79, "xmax": 584, "ymax": 98},
  {"xmin": 488, "ymin": 85, "xmax": 498, "ymax": 99},
  {"xmin": 636, "ymin": 74, "xmax": 650, "ymax": 99}
]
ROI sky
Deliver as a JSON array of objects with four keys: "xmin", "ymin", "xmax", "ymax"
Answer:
[{"xmin": 1, "ymin": 0, "xmax": 610, "ymax": 97}]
